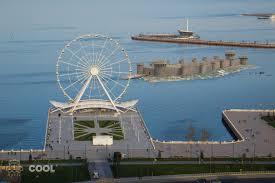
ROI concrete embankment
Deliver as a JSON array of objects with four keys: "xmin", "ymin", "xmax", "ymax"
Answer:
[
  {"xmin": 153, "ymin": 109, "xmax": 275, "ymax": 158},
  {"xmin": 131, "ymin": 35, "xmax": 275, "ymax": 49},
  {"xmin": 222, "ymin": 111, "xmax": 244, "ymax": 141}
]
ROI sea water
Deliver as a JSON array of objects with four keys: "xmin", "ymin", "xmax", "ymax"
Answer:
[{"xmin": 0, "ymin": 0, "xmax": 275, "ymax": 149}]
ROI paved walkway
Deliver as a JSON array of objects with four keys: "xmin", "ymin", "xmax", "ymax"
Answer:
[
  {"xmin": 88, "ymin": 159, "xmax": 113, "ymax": 182},
  {"xmin": 114, "ymin": 171, "xmax": 275, "ymax": 183},
  {"xmin": 116, "ymin": 161, "xmax": 275, "ymax": 165},
  {"xmin": 154, "ymin": 110, "xmax": 275, "ymax": 158}
]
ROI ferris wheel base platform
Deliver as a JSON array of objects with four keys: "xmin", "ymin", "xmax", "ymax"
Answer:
[{"xmin": 49, "ymin": 99, "xmax": 138, "ymax": 113}]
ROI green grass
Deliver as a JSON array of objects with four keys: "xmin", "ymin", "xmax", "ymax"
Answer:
[
  {"xmin": 74, "ymin": 133, "xmax": 96, "ymax": 141},
  {"xmin": 98, "ymin": 120, "xmax": 118, "ymax": 128},
  {"xmin": 74, "ymin": 120, "xmax": 95, "ymax": 128},
  {"xmin": 112, "ymin": 164, "xmax": 275, "ymax": 178},
  {"xmin": 98, "ymin": 120, "xmax": 124, "ymax": 140},
  {"xmin": 261, "ymin": 116, "xmax": 275, "ymax": 128},
  {"xmin": 73, "ymin": 120, "xmax": 124, "ymax": 141},
  {"xmin": 74, "ymin": 120, "xmax": 95, "ymax": 141},
  {"xmin": 112, "ymin": 131, "xmax": 124, "ymax": 140},
  {"xmin": 21, "ymin": 164, "xmax": 90, "ymax": 183}
]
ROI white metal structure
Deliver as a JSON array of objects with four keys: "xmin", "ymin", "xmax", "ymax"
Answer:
[
  {"xmin": 51, "ymin": 34, "xmax": 136, "ymax": 113},
  {"xmin": 92, "ymin": 135, "xmax": 113, "ymax": 145}
]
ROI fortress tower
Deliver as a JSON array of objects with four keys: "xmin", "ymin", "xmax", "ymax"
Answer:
[
  {"xmin": 239, "ymin": 56, "xmax": 248, "ymax": 65},
  {"xmin": 153, "ymin": 61, "xmax": 168, "ymax": 76},
  {"xmin": 225, "ymin": 51, "xmax": 236, "ymax": 66},
  {"xmin": 137, "ymin": 63, "xmax": 144, "ymax": 75},
  {"xmin": 225, "ymin": 51, "xmax": 236, "ymax": 60}
]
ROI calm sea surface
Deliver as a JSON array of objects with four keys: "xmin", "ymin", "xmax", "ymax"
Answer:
[{"xmin": 0, "ymin": 0, "xmax": 275, "ymax": 149}]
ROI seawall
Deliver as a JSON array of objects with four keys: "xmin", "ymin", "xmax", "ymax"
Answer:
[{"xmin": 132, "ymin": 35, "xmax": 275, "ymax": 49}]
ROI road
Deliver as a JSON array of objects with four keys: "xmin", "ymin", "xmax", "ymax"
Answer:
[
  {"xmin": 114, "ymin": 172, "xmax": 275, "ymax": 183},
  {"xmin": 117, "ymin": 160, "xmax": 275, "ymax": 165},
  {"xmin": 88, "ymin": 160, "xmax": 113, "ymax": 181}
]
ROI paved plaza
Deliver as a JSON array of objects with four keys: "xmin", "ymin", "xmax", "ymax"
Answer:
[
  {"xmin": 154, "ymin": 109, "xmax": 275, "ymax": 158},
  {"xmin": 44, "ymin": 109, "xmax": 155, "ymax": 160}
]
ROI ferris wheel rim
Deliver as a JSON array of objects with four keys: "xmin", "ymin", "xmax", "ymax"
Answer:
[{"xmin": 56, "ymin": 33, "xmax": 132, "ymax": 102}]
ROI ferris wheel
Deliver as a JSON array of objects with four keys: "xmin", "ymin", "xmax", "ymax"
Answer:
[{"xmin": 56, "ymin": 34, "xmax": 132, "ymax": 112}]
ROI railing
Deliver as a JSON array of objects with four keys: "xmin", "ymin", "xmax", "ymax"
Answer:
[{"xmin": 136, "ymin": 107, "xmax": 156, "ymax": 150}]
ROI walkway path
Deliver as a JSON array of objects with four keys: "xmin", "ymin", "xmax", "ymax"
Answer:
[{"xmin": 114, "ymin": 171, "xmax": 275, "ymax": 183}]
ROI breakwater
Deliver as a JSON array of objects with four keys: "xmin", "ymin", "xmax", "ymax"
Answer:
[{"xmin": 131, "ymin": 35, "xmax": 275, "ymax": 49}]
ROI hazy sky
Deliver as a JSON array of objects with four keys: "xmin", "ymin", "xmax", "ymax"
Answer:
[{"xmin": 1, "ymin": 0, "xmax": 274, "ymax": 40}]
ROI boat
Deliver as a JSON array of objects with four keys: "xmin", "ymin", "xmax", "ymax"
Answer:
[{"xmin": 177, "ymin": 19, "xmax": 200, "ymax": 39}]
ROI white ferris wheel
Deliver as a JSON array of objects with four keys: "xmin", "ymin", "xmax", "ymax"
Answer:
[{"xmin": 51, "ymin": 34, "xmax": 137, "ymax": 113}]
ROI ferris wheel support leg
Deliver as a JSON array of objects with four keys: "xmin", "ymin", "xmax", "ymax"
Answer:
[
  {"xmin": 70, "ymin": 75, "xmax": 93, "ymax": 113},
  {"xmin": 96, "ymin": 75, "xmax": 121, "ymax": 113}
]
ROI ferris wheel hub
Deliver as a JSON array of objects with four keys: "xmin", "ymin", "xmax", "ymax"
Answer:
[{"xmin": 90, "ymin": 66, "xmax": 99, "ymax": 76}]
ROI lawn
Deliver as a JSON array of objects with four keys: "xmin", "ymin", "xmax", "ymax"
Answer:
[
  {"xmin": 73, "ymin": 120, "xmax": 124, "ymax": 141},
  {"xmin": 21, "ymin": 164, "xmax": 90, "ymax": 183},
  {"xmin": 74, "ymin": 120, "xmax": 96, "ymax": 141},
  {"xmin": 111, "ymin": 164, "xmax": 275, "ymax": 178},
  {"xmin": 98, "ymin": 120, "xmax": 124, "ymax": 140},
  {"xmin": 74, "ymin": 120, "xmax": 95, "ymax": 128},
  {"xmin": 74, "ymin": 133, "xmax": 96, "ymax": 141},
  {"xmin": 98, "ymin": 120, "xmax": 119, "ymax": 128},
  {"xmin": 261, "ymin": 116, "xmax": 275, "ymax": 128}
]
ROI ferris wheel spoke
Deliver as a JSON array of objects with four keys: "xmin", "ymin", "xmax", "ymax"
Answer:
[
  {"xmin": 98, "ymin": 74, "xmax": 117, "ymax": 100},
  {"xmin": 91, "ymin": 76, "xmax": 97, "ymax": 98},
  {"xmin": 94, "ymin": 76, "xmax": 103, "ymax": 97},
  {"xmin": 109, "ymin": 71, "xmax": 129, "ymax": 75},
  {"xmin": 100, "ymin": 71, "xmax": 112, "ymax": 78},
  {"xmin": 97, "ymin": 55, "xmax": 107, "ymax": 70},
  {"xmin": 59, "ymin": 71, "xmax": 86, "ymax": 77},
  {"xmin": 88, "ymin": 77, "xmax": 94, "ymax": 99},
  {"xmin": 100, "ymin": 67, "xmax": 112, "ymax": 71},
  {"xmin": 94, "ymin": 51, "xmax": 100, "ymax": 66},
  {"xmin": 92, "ymin": 42, "xmax": 95, "ymax": 65},
  {"xmin": 66, "ymin": 48, "xmax": 89, "ymax": 67},
  {"xmin": 58, "ymin": 61, "xmax": 86, "ymax": 70},
  {"xmin": 103, "ymin": 58, "xmax": 128, "ymax": 68},
  {"xmin": 96, "ymin": 75, "xmax": 118, "ymax": 110},
  {"xmin": 100, "ymin": 73, "xmax": 126, "ymax": 88},
  {"xmin": 98, "ymin": 46, "xmax": 120, "ymax": 68},
  {"xmin": 79, "ymin": 41, "xmax": 91, "ymax": 64},
  {"xmin": 63, "ymin": 73, "xmax": 89, "ymax": 91},
  {"xmin": 75, "ymin": 68, "xmax": 88, "ymax": 73},
  {"xmin": 96, "ymin": 38, "xmax": 108, "ymax": 66}
]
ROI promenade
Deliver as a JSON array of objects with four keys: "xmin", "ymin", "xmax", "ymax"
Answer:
[
  {"xmin": 154, "ymin": 109, "xmax": 275, "ymax": 158},
  {"xmin": 1, "ymin": 109, "xmax": 275, "ymax": 161}
]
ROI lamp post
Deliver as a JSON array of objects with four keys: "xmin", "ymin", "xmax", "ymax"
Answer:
[{"xmin": 253, "ymin": 143, "xmax": 256, "ymax": 163}]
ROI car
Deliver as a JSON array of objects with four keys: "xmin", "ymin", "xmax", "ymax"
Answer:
[
  {"xmin": 211, "ymin": 179, "xmax": 222, "ymax": 183},
  {"xmin": 195, "ymin": 179, "xmax": 207, "ymax": 183}
]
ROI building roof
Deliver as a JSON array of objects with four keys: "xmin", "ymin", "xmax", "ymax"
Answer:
[
  {"xmin": 50, "ymin": 99, "xmax": 138, "ymax": 112},
  {"xmin": 152, "ymin": 60, "xmax": 168, "ymax": 65}
]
